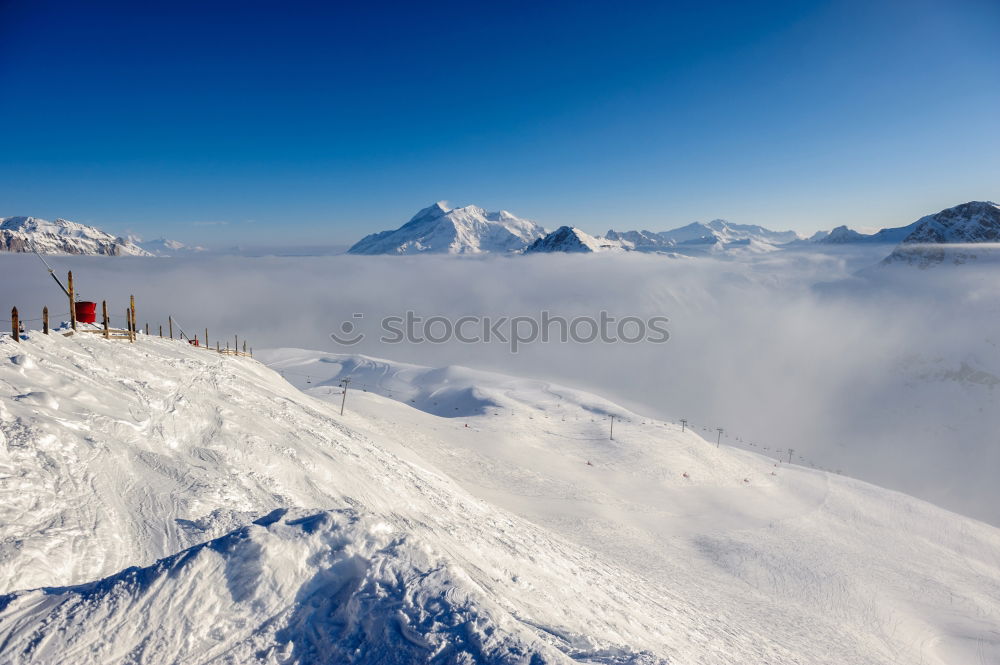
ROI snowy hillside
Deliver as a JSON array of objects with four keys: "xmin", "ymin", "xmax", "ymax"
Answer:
[
  {"xmin": 347, "ymin": 202, "xmax": 547, "ymax": 254},
  {"xmin": 2, "ymin": 330, "xmax": 993, "ymax": 663},
  {"xmin": 0, "ymin": 216, "xmax": 151, "ymax": 256},
  {"xmin": 523, "ymin": 225, "xmax": 622, "ymax": 253}
]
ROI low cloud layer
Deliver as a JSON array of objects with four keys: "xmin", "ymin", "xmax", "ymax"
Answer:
[{"xmin": 4, "ymin": 248, "xmax": 998, "ymax": 524}]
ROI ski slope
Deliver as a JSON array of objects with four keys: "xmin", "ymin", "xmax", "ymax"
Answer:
[{"xmin": 0, "ymin": 334, "xmax": 997, "ymax": 664}]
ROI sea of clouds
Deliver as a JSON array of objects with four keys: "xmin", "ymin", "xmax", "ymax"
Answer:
[{"xmin": 4, "ymin": 246, "xmax": 998, "ymax": 524}]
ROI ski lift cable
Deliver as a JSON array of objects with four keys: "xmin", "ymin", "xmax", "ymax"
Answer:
[{"xmin": 30, "ymin": 241, "xmax": 71, "ymax": 298}]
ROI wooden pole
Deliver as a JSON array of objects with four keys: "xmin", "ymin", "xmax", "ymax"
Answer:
[
  {"xmin": 216, "ymin": 341, "xmax": 220, "ymax": 352},
  {"xmin": 205, "ymin": 328, "xmax": 209, "ymax": 348},
  {"xmin": 102, "ymin": 301, "xmax": 109, "ymax": 339},
  {"xmin": 43, "ymin": 306, "xmax": 49, "ymax": 335},
  {"xmin": 129, "ymin": 295, "xmax": 136, "ymax": 342},
  {"xmin": 159, "ymin": 325, "xmax": 163, "ymax": 338},
  {"xmin": 145, "ymin": 322, "xmax": 149, "ymax": 335},
  {"xmin": 168, "ymin": 317, "xmax": 173, "ymax": 339},
  {"xmin": 11, "ymin": 307, "xmax": 19, "ymax": 342},
  {"xmin": 68, "ymin": 271, "xmax": 76, "ymax": 331},
  {"xmin": 126, "ymin": 308, "xmax": 133, "ymax": 342},
  {"xmin": 234, "ymin": 334, "xmax": 238, "ymax": 354}
]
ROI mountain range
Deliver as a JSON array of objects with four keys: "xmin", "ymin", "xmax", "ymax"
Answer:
[
  {"xmin": 0, "ymin": 216, "xmax": 151, "ymax": 256},
  {"xmin": 0, "ymin": 216, "xmax": 207, "ymax": 257},
  {"xmin": 348, "ymin": 200, "xmax": 1000, "ymax": 265},
  {"xmin": 6, "ymin": 201, "xmax": 999, "ymax": 265}
]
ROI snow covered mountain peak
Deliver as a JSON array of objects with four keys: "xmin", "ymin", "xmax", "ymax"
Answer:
[
  {"xmin": 348, "ymin": 202, "xmax": 547, "ymax": 254},
  {"xmin": 524, "ymin": 225, "xmax": 622, "ymax": 253},
  {"xmin": 881, "ymin": 200, "xmax": 1000, "ymax": 267},
  {"xmin": 406, "ymin": 200, "xmax": 452, "ymax": 222},
  {"xmin": 0, "ymin": 216, "xmax": 152, "ymax": 256}
]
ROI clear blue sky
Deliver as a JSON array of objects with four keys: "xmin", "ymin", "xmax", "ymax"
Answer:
[{"xmin": 1, "ymin": 0, "xmax": 998, "ymax": 246}]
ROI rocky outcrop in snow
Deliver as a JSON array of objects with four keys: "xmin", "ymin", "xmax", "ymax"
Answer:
[
  {"xmin": 523, "ymin": 225, "xmax": 622, "ymax": 253},
  {"xmin": 881, "ymin": 201, "xmax": 1000, "ymax": 267}
]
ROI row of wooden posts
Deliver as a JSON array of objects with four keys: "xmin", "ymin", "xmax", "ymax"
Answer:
[
  {"xmin": 9, "ymin": 304, "xmax": 254, "ymax": 357},
  {"xmin": 8, "ymin": 270, "xmax": 252, "ymax": 357}
]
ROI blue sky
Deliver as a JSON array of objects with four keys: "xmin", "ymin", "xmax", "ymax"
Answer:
[{"xmin": 1, "ymin": 0, "xmax": 998, "ymax": 246}]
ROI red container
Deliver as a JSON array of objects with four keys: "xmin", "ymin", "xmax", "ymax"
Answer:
[{"xmin": 75, "ymin": 301, "xmax": 97, "ymax": 324}]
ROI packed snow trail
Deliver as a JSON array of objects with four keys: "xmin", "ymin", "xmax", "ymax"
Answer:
[{"xmin": 0, "ymin": 335, "xmax": 997, "ymax": 663}]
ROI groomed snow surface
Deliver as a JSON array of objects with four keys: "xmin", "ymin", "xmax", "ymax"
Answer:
[{"xmin": 0, "ymin": 335, "xmax": 998, "ymax": 664}]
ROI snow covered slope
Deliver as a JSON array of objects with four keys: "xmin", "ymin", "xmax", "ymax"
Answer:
[
  {"xmin": 347, "ymin": 202, "xmax": 547, "ymax": 254},
  {"xmin": 523, "ymin": 226, "xmax": 622, "ymax": 253},
  {"xmin": 1, "ymin": 335, "xmax": 999, "ymax": 664},
  {"xmin": 0, "ymin": 217, "xmax": 151, "ymax": 256},
  {"xmin": 261, "ymin": 350, "xmax": 1000, "ymax": 665}
]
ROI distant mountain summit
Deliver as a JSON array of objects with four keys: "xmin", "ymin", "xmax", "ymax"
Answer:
[
  {"xmin": 815, "ymin": 222, "xmax": 920, "ymax": 245},
  {"xmin": 0, "ymin": 216, "xmax": 151, "ymax": 256},
  {"xmin": 524, "ymin": 226, "xmax": 621, "ymax": 253},
  {"xmin": 881, "ymin": 201, "xmax": 1000, "ymax": 267},
  {"xmin": 347, "ymin": 202, "xmax": 547, "ymax": 255},
  {"xmin": 606, "ymin": 219, "xmax": 800, "ymax": 255},
  {"xmin": 140, "ymin": 237, "xmax": 208, "ymax": 257}
]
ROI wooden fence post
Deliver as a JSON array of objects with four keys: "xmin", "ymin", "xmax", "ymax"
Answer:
[
  {"xmin": 126, "ymin": 308, "xmax": 133, "ymax": 342},
  {"xmin": 129, "ymin": 295, "xmax": 136, "ymax": 342},
  {"xmin": 159, "ymin": 325, "xmax": 163, "ymax": 338},
  {"xmin": 68, "ymin": 271, "xmax": 76, "ymax": 331},
  {"xmin": 102, "ymin": 301, "xmax": 109, "ymax": 339},
  {"xmin": 168, "ymin": 317, "xmax": 173, "ymax": 339},
  {"xmin": 43, "ymin": 307, "xmax": 49, "ymax": 335},
  {"xmin": 145, "ymin": 322, "xmax": 149, "ymax": 335},
  {"xmin": 234, "ymin": 334, "xmax": 238, "ymax": 353},
  {"xmin": 11, "ymin": 307, "xmax": 19, "ymax": 342},
  {"xmin": 205, "ymin": 328, "xmax": 208, "ymax": 348}
]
